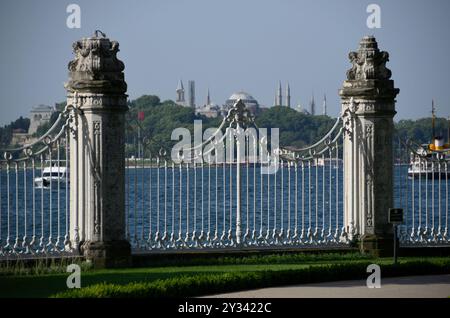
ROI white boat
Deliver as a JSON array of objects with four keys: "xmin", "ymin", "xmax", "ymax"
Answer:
[
  {"xmin": 313, "ymin": 157, "xmax": 343, "ymax": 168},
  {"xmin": 408, "ymin": 144, "xmax": 449, "ymax": 178},
  {"xmin": 408, "ymin": 102, "xmax": 450, "ymax": 178},
  {"xmin": 34, "ymin": 166, "xmax": 69, "ymax": 189}
]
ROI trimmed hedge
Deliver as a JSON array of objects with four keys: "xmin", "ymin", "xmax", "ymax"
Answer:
[
  {"xmin": 132, "ymin": 251, "xmax": 369, "ymax": 268},
  {"xmin": 54, "ymin": 259, "xmax": 450, "ymax": 298}
]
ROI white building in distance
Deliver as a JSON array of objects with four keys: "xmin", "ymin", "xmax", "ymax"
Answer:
[
  {"xmin": 28, "ymin": 104, "xmax": 55, "ymax": 135},
  {"xmin": 196, "ymin": 89, "xmax": 221, "ymax": 118},
  {"xmin": 223, "ymin": 91, "xmax": 260, "ymax": 117}
]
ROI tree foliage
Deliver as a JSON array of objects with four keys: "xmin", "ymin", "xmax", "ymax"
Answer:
[
  {"xmin": 395, "ymin": 117, "xmax": 449, "ymax": 144},
  {"xmin": 0, "ymin": 116, "xmax": 30, "ymax": 147},
  {"xmin": 255, "ymin": 107, "xmax": 335, "ymax": 147},
  {"xmin": 126, "ymin": 95, "xmax": 220, "ymax": 156},
  {"xmin": 1, "ymin": 95, "xmax": 448, "ymax": 154}
]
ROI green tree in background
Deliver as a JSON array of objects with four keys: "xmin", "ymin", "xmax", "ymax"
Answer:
[
  {"xmin": 0, "ymin": 116, "xmax": 30, "ymax": 147},
  {"xmin": 126, "ymin": 95, "xmax": 220, "ymax": 157},
  {"xmin": 395, "ymin": 117, "xmax": 449, "ymax": 145},
  {"xmin": 1, "ymin": 95, "xmax": 448, "ymax": 154},
  {"xmin": 255, "ymin": 106, "xmax": 335, "ymax": 147}
]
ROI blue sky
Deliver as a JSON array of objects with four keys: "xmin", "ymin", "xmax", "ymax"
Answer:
[{"xmin": 0, "ymin": 0, "xmax": 449, "ymax": 125}]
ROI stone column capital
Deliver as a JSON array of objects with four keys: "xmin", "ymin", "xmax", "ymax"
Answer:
[
  {"xmin": 339, "ymin": 36, "xmax": 399, "ymax": 101},
  {"xmin": 65, "ymin": 31, "xmax": 127, "ymax": 95}
]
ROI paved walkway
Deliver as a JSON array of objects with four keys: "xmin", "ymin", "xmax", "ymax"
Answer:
[{"xmin": 206, "ymin": 275, "xmax": 450, "ymax": 298}]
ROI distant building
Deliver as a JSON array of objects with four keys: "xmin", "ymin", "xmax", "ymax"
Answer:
[
  {"xmin": 196, "ymin": 89, "xmax": 220, "ymax": 118},
  {"xmin": 28, "ymin": 104, "xmax": 54, "ymax": 135},
  {"xmin": 294, "ymin": 102, "xmax": 310, "ymax": 115},
  {"xmin": 11, "ymin": 128, "xmax": 32, "ymax": 146},
  {"xmin": 176, "ymin": 79, "xmax": 186, "ymax": 106},
  {"xmin": 309, "ymin": 94, "xmax": 316, "ymax": 116},
  {"xmin": 276, "ymin": 81, "xmax": 282, "ymax": 106},
  {"xmin": 286, "ymin": 83, "xmax": 291, "ymax": 108},
  {"xmin": 293, "ymin": 93, "xmax": 325, "ymax": 116},
  {"xmin": 274, "ymin": 82, "xmax": 290, "ymax": 107},
  {"xmin": 224, "ymin": 91, "xmax": 260, "ymax": 117},
  {"xmin": 188, "ymin": 80, "xmax": 196, "ymax": 108}
]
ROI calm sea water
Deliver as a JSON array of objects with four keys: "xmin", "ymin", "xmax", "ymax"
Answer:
[{"xmin": 0, "ymin": 166, "xmax": 448, "ymax": 242}]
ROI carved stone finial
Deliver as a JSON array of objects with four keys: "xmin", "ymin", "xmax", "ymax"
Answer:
[
  {"xmin": 340, "ymin": 36, "xmax": 399, "ymax": 99},
  {"xmin": 346, "ymin": 36, "xmax": 392, "ymax": 81},
  {"xmin": 65, "ymin": 32, "xmax": 127, "ymax": 94}
]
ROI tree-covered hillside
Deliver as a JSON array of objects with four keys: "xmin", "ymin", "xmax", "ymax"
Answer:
[
  {"xmin": 255, "ymin": 107, "xmax": 335, "ymax": 148},
  {"xmin": 0, "ymin": 117, "xmax": 30, "ymax": 148},
  {"xmin": 395, "ymin": 117, "xmax": 448, "ymax": 145},
  {"xmin": 125, "ymin": 95, "xmax": 221, "ymax": 155},
  {"xmin": 1, "ymin": 94, "xmax": 448, "ymax": 153}
]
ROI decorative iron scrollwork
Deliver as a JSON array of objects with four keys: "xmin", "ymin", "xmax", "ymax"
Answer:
[{"xmin": 225, "ymin": 99, "xmax": 255, "ymax": 128}]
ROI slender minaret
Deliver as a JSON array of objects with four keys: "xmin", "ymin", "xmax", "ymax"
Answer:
[
  {"xmin": 188, "ymin": 80, "xmax": 196, "ymax": 108},
  {"xmin": 176, "ymin": 79, "xmax": 185, "ymax": 106},
  {"xmin": 206, "ymin": 88, "xmax": 211, "ymax": 106},
  {"xmin": 447, "ymin": 116, "xmax": 450, "ymax": 146},
  {"xmin": 276, "ymin": 81, "xmax": 282, "ymax": 106},
  {"xmin": 322, "ymin": 94, "xmax": 327, "ymax": 116},
  {"xmin": 310, "ymin": 93, "xmax": 316, "ymax": 115},
  {"xmin": 285, "ymin": 83, "xmax": 291, "ymax": 107},
  {"xmin": 431, "ymin": 99, "xmax": 436, "ymax": 139}
]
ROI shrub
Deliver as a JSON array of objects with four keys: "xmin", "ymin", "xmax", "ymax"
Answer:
[{"xmin": 54, "ymin": 260, "xmax": 450, "ymax": 298}]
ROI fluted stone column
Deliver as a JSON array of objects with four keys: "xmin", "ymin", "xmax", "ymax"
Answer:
[
  {"xmin": 65, "ymin": 32, "xmax": 130, "ymax": 267},
  {"xmin": 339, "ymin": 36, "xmax": 399, "ymax": 256}
]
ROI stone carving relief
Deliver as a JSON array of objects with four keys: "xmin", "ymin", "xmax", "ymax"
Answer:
[
  {"xmin": 364, "ymin": 123, "xmax": 374, "ymax": 228},
  {"xmin": 346, "ymin": 36, "xmax": 392, "ymax": 81},
  {"xmin": 68, "ymin": 33, "xmax": 124, "ymax": 74},
  {"xmin": 374, "ymin": 119, "xmax": 392, "ymax": 231},
  {"xmin": 342, "ymin": 97, "xmax": 359, "ymax": 139},
  {"xmin": 67, "ymin": 94, "xmax": 128, "ymax": 112},
  {"xmin": 65, "ymin": 31, "xmax": 127, "ymax": 94},
  {"xmin": 92, "ymin": 120, "xmax": 101, "ymax": 236},
  {"xmin": 365, "ymin": 124, "xmax": 373, "ymax": 138}
]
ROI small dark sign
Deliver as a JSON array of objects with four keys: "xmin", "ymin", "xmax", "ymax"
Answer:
[{"xmin": 389, "ymin": 208, "xmax": 403, "ymax": 224}]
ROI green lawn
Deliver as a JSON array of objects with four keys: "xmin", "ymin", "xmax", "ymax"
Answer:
[{"xmin": 0, "ymin": 254, "xmax": 449, "ymax": 298}]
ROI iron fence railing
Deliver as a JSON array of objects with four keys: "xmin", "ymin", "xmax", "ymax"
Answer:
[
  {"xmin": 0, "ymin": 107, "xmax": 74, "ymax": 257},
  {"xmin": 125, "ymin": 101, "xmax": 347, "ymax": 251},
  {"xmin": 395, "ymin": 138, "xmax": 449, "ymax": 245}
]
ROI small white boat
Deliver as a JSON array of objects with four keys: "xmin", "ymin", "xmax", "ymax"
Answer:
[
  {"xmin": 34, "ymin": 166, "xmax": 69, "ymax": 189},
  {"xmin": 408, "ymin": 102, "xmax": 450, "ymax": 178},
  {"xmin": 408, "ymin": 144, "xmax": 449, "ymax": 178},
  {"xmin": 313, "ymin": 157, "xmax": 343, "ymax": 168}
]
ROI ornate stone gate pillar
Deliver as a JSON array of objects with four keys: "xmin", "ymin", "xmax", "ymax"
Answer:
[
  {"xmin": 66, "ymin": 31, "xmax": 131, "ymax": 267},
  {"xmin": 340, "ymin": 36, "xmax": 399, "ymax": 256}
]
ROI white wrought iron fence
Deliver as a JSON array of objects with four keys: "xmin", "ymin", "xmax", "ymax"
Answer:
[
  {"xmin": 125, "ymin": 100, "xmax": 347, "ymax": 251},
  {"xmin": 395, "ymin": 138, "xmax": 449, "ymax": 245},
  {"xmin": 0, "ymin": 107, "xmax": 74, "ymax": 257}
]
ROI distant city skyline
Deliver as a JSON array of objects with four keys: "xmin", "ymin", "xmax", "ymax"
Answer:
[{"xmin": 1, "ymin": 0, "xmax": 450, "ymax": 126}]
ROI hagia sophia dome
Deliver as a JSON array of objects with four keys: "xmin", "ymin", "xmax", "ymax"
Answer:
[{"xmin": 224, "ymin": 91, "xmax": 260, "ymax": 115}]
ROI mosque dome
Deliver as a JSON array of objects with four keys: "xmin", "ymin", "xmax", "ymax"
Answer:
[
  {"xmin": 229, "ymin": 92, "xmax": 258, "ymax": 103},
  {"xmin": 224, "ymin": 91, "xmax": 260, "ymax": 116}
]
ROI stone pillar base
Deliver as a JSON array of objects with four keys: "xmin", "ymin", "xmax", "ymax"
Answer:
[
  {"xmin": 81, "ymin": 240, "xmax": 131, "ymax": 268},
  {"xmin": 359, "ymin": 234, "xmax": 394, "ymax": 257}
]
